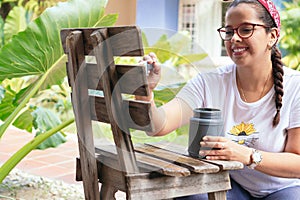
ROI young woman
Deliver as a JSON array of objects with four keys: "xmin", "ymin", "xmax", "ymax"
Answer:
[{"xmin": 140, "ymin": 0, "xmax": 300, "ymax": 199}]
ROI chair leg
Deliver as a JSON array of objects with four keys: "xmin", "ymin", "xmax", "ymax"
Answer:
[
  {"xmin": 100, "ymin": 183, "xmax": 118, "ymax": 200},
  {"xmin": 208, "ymin": 191, "xmax": 227, "ymax": 200}
]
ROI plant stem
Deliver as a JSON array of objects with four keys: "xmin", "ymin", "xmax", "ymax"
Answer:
[{"xmin": 0, "ymin": 117, "xmax": 74, "ymax": 183}]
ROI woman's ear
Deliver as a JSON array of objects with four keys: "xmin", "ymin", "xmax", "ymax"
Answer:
[{"xmin": 268, "ymin": 27, "xmax": 279, "ymax": 48}]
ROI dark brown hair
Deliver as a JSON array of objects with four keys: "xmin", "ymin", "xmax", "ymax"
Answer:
[{"xmin": 228, "ymin": 0, "xmax": 284, "ymax": 126}]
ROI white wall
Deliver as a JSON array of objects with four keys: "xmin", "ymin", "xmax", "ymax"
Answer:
[{"xmin": 194, "ymin": 0, "xmax": 223, "ymax": 58}]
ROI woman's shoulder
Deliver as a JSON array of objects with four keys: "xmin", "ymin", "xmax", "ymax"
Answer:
[
  {"xmin": 283, "ymin": 67, "xmax": 300, "ymax": 95},
  {"xmin": 216, "ymin": 63, "xmax": 236, "ymax": 74},
  {"xmin": 284, "ymin": 67, "xmax": 300, "ymax": 82},
  {"xmin": 196, "ymin": 63, "xmax": 235, "ymax": 79},
  {"xmin": 284, "ymin": 66, "xmax": 300, "ymax": 75},
  {"xmin": 191, "ymin": 63, "xmax": 235, "ymax": 87}
]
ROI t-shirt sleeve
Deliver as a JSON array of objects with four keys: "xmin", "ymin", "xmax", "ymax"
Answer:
[
  {"xmin": 289, "ymin": 86, "xmax": 300, "ymax": 129},
  {"xmin": 176, "ymin": 74, "xmax": 206, "ymax": 110}
]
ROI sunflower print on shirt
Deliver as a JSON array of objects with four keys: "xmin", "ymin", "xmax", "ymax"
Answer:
[{"xmin": 227, "ymin": 122, "xmax": 259, "ymax": 147}]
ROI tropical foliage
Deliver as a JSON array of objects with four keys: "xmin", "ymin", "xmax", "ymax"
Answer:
[
  {"xmin": 0, "ymin": 0, "xmax": 117, "ymax": 182},
  {"xmin": 280, "ymin": 0, "xmax": 300, "ymax": 70},
  {"xmin": 0, "ymin": 0, "xmax": 68, "ymax": 47}
]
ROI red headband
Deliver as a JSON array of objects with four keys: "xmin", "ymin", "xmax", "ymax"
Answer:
[{"xmin": 257, "ymin": 0, "xmax": 281, "ymax": 36}]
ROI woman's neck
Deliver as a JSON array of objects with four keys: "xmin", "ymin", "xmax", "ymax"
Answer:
[{"xmin": 236, "ymin": 64, "xmax": 273, "ymax": 102}]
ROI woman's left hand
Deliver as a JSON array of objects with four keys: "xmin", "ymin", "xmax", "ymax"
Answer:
[{"xmin": 200, "ymin": 136, "xmax": 253, "ymax": 165}]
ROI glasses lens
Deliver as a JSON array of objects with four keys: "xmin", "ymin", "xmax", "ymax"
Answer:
[
  {"xmin": 238, "ymin": 24, "xmax": 254, "ymax": 38},
  {"xmin": 219, "ymin": 28, "xmax": 233, "ymax": 41}
]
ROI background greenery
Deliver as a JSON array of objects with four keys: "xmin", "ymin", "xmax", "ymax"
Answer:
[
  {"xmin": 280, "ymin": 0, "xmax": 300, "ymax": 70},
  {"xmin": 0, "ymin": 0, "xmax": 117, "ymax": 182}
]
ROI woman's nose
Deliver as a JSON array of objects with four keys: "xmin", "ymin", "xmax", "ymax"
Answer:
[{"xmin": 230, "ymin": 30, "xmax": 242, "ymax": 42}]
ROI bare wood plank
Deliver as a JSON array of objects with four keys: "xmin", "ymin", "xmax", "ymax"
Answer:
[
  {"xmin": 122, "ymin": 99, "xmax": 153, "ymax": 132},
  {"xmin": 97, "ymin": 159, "xmax": 127, "ymax": 191},
  {"xmin": 146, "ymin": 141, "xmax": 189, "ymax": 155},
  {"xmin": 202, "ymin": 160, "xmax": 244, "ymax": 171},
  {"xmin": 89, "ymin": 96, "xmax": 109, "ymax": 123},
  {"xmin": 91, "ymin": 29, "xmax": 139, "ymax": 174},
  {"xmin": 66, "ymin": 31, "xmax": 100, "ymax": 199},
  {"xmin": 90, "ymin": 96, "xmax": 153, "ymax": 132},
  {"xmin": 126, "ymin": 171, "xmax": 231, "ymax": 200},
  {"xmin": 135, "ymin": 144, "xmax": 219, "ymax": 173},
  {"xmin": 86, "ymin": 63, "xmax": 150, "ymax": 96},
  {"xmin": 95, "ymin": 145, "xmax": 190, "ymax": 177},
  {"xmin": 135, "ymin": 153, "xmax": 190, "ymax": 177},
  {"xmin": 61, "ymin": 26, "xmax": 144, "ymax": 56},
  {"xmin": 100, "ymin": 184, "xmax": 118, "ymax": 200},
  {"xmin": 208, "ymin": 191, "xmax": 227, "ymax": 200},
  {"xmin": 148, "ymin": 141, "xmax": 244, "ymax": 171},
  {"xmin": 115, "ymin": 64, "xmax": 149, "ymax": 96}
]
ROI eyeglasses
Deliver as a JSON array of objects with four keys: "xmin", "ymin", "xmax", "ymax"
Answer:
[{"xmin": 217, "ymin": 23, "xmax": 270, "ymax": 41}]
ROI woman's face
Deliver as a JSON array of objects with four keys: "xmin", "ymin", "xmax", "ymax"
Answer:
[{"xmin": 224, "ymin": 3, "xmax": 275, "ymax": 67}]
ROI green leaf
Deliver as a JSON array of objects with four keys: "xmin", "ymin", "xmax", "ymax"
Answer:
[
  {"xmin": 0, "ymin": 80, "xmax": 35, "ymax": 128},
  {"xmin": 0, "ymin": 85, "xmax": 4, "ymax": 103},
  {"xmin": 0, "ymin": 16, "xmax": 4, "ymax": 48},
  {"xmin": 0, "ymin": 0, "xmax": 114, "ymax": 82},
  {"xmin": 143, "ymin": 31, "xmax": 207, "ymax": 67},
  {"xmin": 0, "ymin": 87, "xmax": 15, "ymax": 120},
  {"xmin": 154, "ymin": 83, "xmax": 185, "ymax": 106},
  {"xmin": 141, "ymin": 31, "xmax": 149, "ymax": 48},
  {"xmin": 167, "ymin": 31, "xmax": 191, "ymax": 54},
  {"xmin": 3, "ymin": 0, "xmax": 17, "ymax": 2},
  {"xmin": 12, "ymin": 109, "xmax": 33, "ymax": 132},
  {"xmin": 4, "ymin": 6, "xmax": 28, "ymax": 44},
  {"xmin": 176, "ymin": 53, "xmax": 208, "ymax": 66},
  {"xmin": 32, "ymin": 107, "xmax": 66, "ymax": 150},
  {"xmin": 280, "ymin": 1, "xmax": 300, "ymax": 70},
  {"xmin": 0, "ymin": 0, "xmax": 117, "ymax": 138},
  {"xmin": 95, "ymin": 13, "xmax": 118, "ymax": 27}
]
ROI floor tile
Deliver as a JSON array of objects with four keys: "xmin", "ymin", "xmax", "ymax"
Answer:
[{"xmin": 1, "ymin": 127, "xmax": 79, "ymax": 184}]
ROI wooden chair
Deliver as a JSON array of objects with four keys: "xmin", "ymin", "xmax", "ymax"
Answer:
[{"xmin": 60, "ymin": 26, "xmax": 243, "ymax": 200}]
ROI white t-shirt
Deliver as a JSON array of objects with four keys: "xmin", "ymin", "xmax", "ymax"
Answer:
[{"xmin": 176, "ymin": 63, "xmax": 300, "ymax": 198}]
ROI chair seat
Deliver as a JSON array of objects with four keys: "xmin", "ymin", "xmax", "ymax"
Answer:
[{"xmin": 76, "ymin": 141, "xmax": 243, "ymax": 199}]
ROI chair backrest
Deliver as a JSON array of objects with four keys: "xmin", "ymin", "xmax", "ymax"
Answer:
[{"xmin": 60, "ymin": 26, "xmax": 153, "ymax": 198}]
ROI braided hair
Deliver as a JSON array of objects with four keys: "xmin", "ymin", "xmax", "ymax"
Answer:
[{"xmin": 227, "ymin": 0, "xmax": 284, "ymax": 126}]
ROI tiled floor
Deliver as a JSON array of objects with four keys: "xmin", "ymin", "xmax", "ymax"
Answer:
[{"xmin": 0, "ymin": 127, "xmax": 80, "ymax": 185}]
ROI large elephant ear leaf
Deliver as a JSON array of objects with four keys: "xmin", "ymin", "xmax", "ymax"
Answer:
[
  {"xmin": 32, "ymin": 107, "xmax": 66, "ymax": 150},
  {"xmin": 0, "ymin": 17, "xmax": 4, "ymax": 48},
  {"xmin": 4, "ymin": 6, "xmax": 28, "ymax": 44},
  {"xmin": 0, "ymin": 0, "xmax": 117, "ymax": 89}
]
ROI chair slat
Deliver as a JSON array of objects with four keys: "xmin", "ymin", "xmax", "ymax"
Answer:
[
  {"xmin": 86, "ymin": 63, "xmax": 149, "ymax": 96},
  {"xmin": 61, "ymin": 26, "xmax": 143, "ymax": 56},
  {"xmin": 135, "ymin": 144, "xmax": 220, "ymax": 173},
  {"xmin": 95, "ymin": 145, "xmax": 190, "ymax": 177},
  {"xmin": 65, "ymin": 30, "xmax": 100, "ymax": 199},
  {"xmin": 91, "ymin": 29, "xmax": 139, "ymax": 174},
  {"xmin": 147, "ymin": 142, "xmax": 244, "ymax": 171},
  {"xmin": 90, "ymin": 96, "xmax": 153, "ymax": 132}
]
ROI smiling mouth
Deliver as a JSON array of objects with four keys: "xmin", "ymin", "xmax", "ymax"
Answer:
[{"xmin": 232, "ymin": 48, "xmax": 247, "ymax": 53}]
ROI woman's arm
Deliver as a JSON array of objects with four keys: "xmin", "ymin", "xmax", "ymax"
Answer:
[
  {"xmin": 255, "ymin": 127, "xmax": 300, "ymax": 178},
  {"xmin": 200, "ymin": 127, "xmax": 300, "ymax": 178},
  {"xmin": 147, "ymin": 97, "xmax": 193, "ymax": 136},
  {"xmin": 136, "ymin": 52, "xmax": 193, "ymax": 136}
]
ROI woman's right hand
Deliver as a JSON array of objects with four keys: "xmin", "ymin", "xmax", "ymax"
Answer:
[{"xmin": 142, "ymin": 52, "xmax": 161, "ymax": 91}]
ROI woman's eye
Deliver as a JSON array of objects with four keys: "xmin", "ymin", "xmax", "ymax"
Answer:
[
  {"xmin": 225, "ymin": 30, "xmax": 234, "ymax": 35},
  {"xmin": 240, "ymin": 28, "xmax": 252, "ymax": 34}
]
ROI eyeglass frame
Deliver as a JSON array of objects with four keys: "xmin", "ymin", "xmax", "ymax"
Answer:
[{"xmin": 217, "ymin": 23, "xmax": 270, "ymax": 41}]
